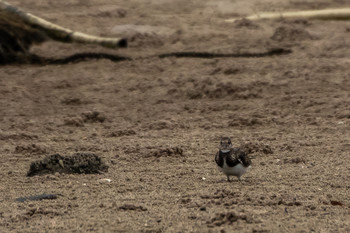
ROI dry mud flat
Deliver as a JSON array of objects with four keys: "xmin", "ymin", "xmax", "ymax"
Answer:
[{"xmin": 1, "ymin": 0, "xmax": 350, "ymax": 232}]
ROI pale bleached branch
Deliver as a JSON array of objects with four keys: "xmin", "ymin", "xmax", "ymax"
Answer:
[{"xmin": 225, "ymin": 8, "xmax": 350, "ymax": 23}]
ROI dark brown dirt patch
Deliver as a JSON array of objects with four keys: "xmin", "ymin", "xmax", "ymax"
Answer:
[{"xmin": 27, "ymin": 153, "xmax": 108, "ymax": 176}]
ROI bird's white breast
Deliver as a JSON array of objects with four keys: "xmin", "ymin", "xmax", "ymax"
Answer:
[{"xmin": 220, "ymin": 160, "xmax": 251, "ymax": 178}]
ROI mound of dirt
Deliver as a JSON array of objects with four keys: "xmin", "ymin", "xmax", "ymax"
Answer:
[{"xmin": 27, "ymin": 153, "xmax": 109, "ymax": 177}]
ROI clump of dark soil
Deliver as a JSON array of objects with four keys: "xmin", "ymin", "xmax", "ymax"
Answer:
[
  {"xmin": 330, "ymin": 200, "xmax": 344, "ymax": 206},
  {"xmin": 118, "ymin": 204, "xmax": 147, "ymax": 211},
  {"xmin": 27, "ymin": 153, "xmax": 109, "ymax": 176}
]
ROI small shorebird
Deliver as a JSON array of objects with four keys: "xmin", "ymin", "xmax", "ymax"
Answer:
[{"xmin": 215, "ymin": 137, "xmax": 251, "ymax": 182}]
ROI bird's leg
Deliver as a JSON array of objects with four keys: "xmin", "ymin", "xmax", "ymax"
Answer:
[
  {"xmin": 227, "ymin": 176, "xmax": 231, "ymax": 182},
  {"xmin": 238, "ymin": 177, "xmax": 242, "ymax": 184}
]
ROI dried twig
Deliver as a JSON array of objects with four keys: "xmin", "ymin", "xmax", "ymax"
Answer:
[{"xmin": 226, "ymin": 8, "xmax": 350, "ymax": 23}]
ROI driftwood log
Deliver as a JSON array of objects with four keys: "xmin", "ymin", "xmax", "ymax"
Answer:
[
  {"xmin": 0, "ymin": 1, "xmax": 293, "ymax": 64},
  {"xmin": 226, "ymin": 8, "xmax": 350, "ymax": 23},
  {"xmin": 0, "ymin": 0, "xmax": 126, "ymax": 64}
]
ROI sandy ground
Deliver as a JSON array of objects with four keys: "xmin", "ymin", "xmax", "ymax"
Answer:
[{"xmin": 1, "ymin": 0, "xmax": 350, "ymax": 232}]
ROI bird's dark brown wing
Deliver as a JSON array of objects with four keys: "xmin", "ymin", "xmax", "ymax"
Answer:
[
  {"xmin": 238, "ymin": 150, "xmax": 252, "ymax": 167},
  {"xmin": 215, "ymin": 151, "xmax": 224, "ymax": 168}
]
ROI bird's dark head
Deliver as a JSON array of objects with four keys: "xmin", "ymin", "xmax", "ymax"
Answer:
[{"xmin": 219, "ymin": 137, "xmax": 232, "ymax": 152}]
